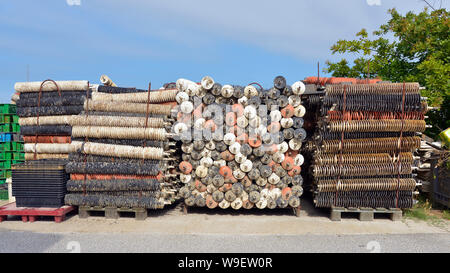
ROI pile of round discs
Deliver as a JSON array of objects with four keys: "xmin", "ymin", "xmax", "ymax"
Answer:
[
  {"xmin": 174, "ymin": 76, "xmax": 307, "ymax": 210},
  {"xmin": 64, "ymin": 84, "xmax": 181, "ymax": 209}
]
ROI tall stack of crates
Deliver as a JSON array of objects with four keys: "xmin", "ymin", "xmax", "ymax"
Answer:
[{"xmin": 0, "ymin": 104, "xmax": 24, "ymax": 199}]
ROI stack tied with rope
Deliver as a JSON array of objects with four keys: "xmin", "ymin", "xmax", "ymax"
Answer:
[
  {"xmin": 15, "ymin": 80, "xmax": 92, "ymax": 160},
  {"xmin": 15, "ymin": 80, "xmax": 157, "ymax": 160},
  {"xmin": 64, "ymin": 83, "xmax": 180, "ymax": 210},
  {"xmin": 308, "ymin": 82, "xmax": 429, "ymax": 209},
  {"xmin": 174, "ymin": 76, "xmax": 306, "ymax": 213}
]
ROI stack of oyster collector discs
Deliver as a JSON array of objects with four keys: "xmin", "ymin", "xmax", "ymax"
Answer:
[{"xmin": 175, "ymin": 76, "xmax": 307, "ymax": 212}]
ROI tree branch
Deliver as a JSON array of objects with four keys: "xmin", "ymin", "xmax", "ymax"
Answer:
[{"xmin": 422, "ymin": 0, "xmax": 436, "ymax": 11}]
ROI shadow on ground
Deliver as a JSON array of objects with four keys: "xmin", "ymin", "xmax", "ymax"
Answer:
[{"xmin": 148, "ymin": 192, "xmax": 333, "ymax": 218}]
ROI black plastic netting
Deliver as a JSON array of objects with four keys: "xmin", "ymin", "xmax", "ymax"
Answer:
[
  {"xmin": 17, "ymin": 105, "xmax": 84, "ymax": 117},
  {"xmin": 97, "ymin": 85, "xmax": 147, "ymax": 93},
  {"xmin": 64, "ymin": 191, "xmax": 161, "ymax": 197},
  {"xmin": 68, "ymin": 153, "xmax": 163, "ymax": 164},
  {"xmin": 66, "ymin": 179, "xmax": 161, "ymax": 191},
  {"xmin": 18, "ymin": 91, "xmax": 92, "ymax": 100},
  {"xmin": 79, "ymin": 111, "xmax": 167, "ymax": 118},
  {"xmin": 65, "ymin": 161, "xmax": 163, "ymax": 175},
  {"xmin": 17, "ymin": 95, "xmax": 86, "ymax": 107},
  {"xmin": 64, "ymin": 194, "xmax": 163, "ymax": 209},
  {"xmin": 21, "ymin": 125, "xmax": 72, "ymax": 136},
  {"xmin": 71, "ymin": 138, "xmax": 169, "ymax": 148}
]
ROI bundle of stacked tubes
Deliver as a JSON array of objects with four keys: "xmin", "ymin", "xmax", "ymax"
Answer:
[
  {"xmin": 310, "ymin": 82, "xmax": 427, "ymax": 208},
  {"xmin": 64, "ymin": 84, "xmax": 180, "ymax": 209},
  {"xmin": 15, "ymin": 80, "xmax": 90, "ymax": 160},
  {"xmin": 175, "ymin": 76, "xmax": 307, "ymax": 210},
  {"xmin": 15, "ymin": 81, "xmax": 142, "ymax": 160}
]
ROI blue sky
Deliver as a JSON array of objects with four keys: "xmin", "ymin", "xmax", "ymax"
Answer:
[{"xmin": 0, "ymin": 0, "xmax": 448, "ymax": 102}]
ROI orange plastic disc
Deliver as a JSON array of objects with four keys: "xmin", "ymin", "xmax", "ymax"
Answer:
[
  {"xmin": 179, "ymin": 161, "xmax": 193, "ymax": 174},
  {"xmin": 193, "ymin": 104, "xmax": 204, "ymax": 119},
  {"xmin": 219, "ymin": 166, "xmax": 233, "ymax": 178},
  {"xmin": 195, "ymin": 180, "xmax": 207, "ymax": 192},
  {"xmin": 222, "ymin": 183, "xmax": 233, "ymax": 191},
  {"xmin": 232, "ymin": 104, "xmax": 244, "ymax": 117},
  {"xmin": 268, "ymin": 161, "xmax": 280, "ymax": 170},
  {"xmin": 248, "ymin": 136, "xmax": 262, "ymax": 148},
  {"xmin": 204, "ymin": 120, "xmax": 217, "ymax": 132},
  {"xmin": 225, "ymin": 112, "xmax": 237, "ymax": 127},
  {"xmin": 221, "ymin": 151, "xmax": 235, "ymax": 161},
  {"xmin": 267, "ymin": 122, "xmax": 281, "ymax": 133},
  {"xmin": 236, "ymin": 133, "xmax": 249, "ymax": 145},
  {"xmin": 281, "ymin": 156, "xmax": 294, "ymax": 171},
  {"xmin": 281, "ymin": 187, "xmax": 292, "ymax": 200},
  {"xmin": 288, "ymin": 166, "xmax": 301, "ymax": 177},
  {"xmin": 281, "ymin": 105, "xmax": 295, "ymax": 118},
  {"xmin": 206, "ymin": 195, "xmax": 218, "ymax": 209}
]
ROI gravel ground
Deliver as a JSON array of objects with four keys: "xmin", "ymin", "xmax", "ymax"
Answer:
[
  {"xmin": 0, "ymin": 231, "xmax": 449, "ymax": 253},
  {"xmin": 0, "ymin": 199, "xmax": 448, "ymax": 253}
]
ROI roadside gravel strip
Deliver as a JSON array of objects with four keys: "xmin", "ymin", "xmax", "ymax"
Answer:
[
  {"xmin": 0, "ymin": 201, "xmax": 447, "ymax": 235},
  {"xmin": 0, "ymin": 231, "xmax": 449, "ymax": 253},
  {"xmin": 0, "ymin": 201, "xmax": 448, "ymax": 253}
]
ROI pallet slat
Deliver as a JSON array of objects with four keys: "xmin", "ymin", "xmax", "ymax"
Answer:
[
  {"xmin": 78, "ymin": 206, "xmax": 147, "ymax": 220},
  {"xmin": 0, "ymin": 202, "xmax": 74, "ymax": 223},
  {"xmin": 330, "ymin": 207, "xmax": 402, "ymax": 221}
]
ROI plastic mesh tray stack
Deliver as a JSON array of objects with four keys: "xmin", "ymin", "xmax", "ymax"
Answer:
[{"xmin": 12, "ymin": 159, "xmax": 69, "ymax": 207}]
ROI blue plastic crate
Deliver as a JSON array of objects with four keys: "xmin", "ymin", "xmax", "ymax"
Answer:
[{"xmin": 0, "ymin": 133, "xmax": 13, "ymax": 142}]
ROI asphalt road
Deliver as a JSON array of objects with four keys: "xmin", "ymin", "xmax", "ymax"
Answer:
[{"xmin": 0, "ymin": 231, "xmax": 449, "ymax": 253}]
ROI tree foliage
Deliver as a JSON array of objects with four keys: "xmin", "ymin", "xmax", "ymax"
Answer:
[{"xmin": 324, "ymin": 7, "xmax": 449, "ymax": 138}]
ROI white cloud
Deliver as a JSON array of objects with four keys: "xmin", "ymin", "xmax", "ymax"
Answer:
[
  {"xmin": 66, "ymin": 0, "xmax": 81, "ymax": 6},
  {"xmin": 367, "ymin": 0, "xmax": 382, "ymax": 6}
]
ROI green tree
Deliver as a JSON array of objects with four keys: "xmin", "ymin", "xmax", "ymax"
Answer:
[{"xmin": 324, "ymin": 7, "xmax": 449, "ymax": 138}]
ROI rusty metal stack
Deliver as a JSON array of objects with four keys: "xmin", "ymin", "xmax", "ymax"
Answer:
[{"xmin": 310, "ymin": 83, "xmax": 427, "ymax": 209}]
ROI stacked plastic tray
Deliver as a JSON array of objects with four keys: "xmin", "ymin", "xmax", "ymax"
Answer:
[
  {"xmin": 0, "ymin": 104, "xmax": 24, "ymax": 188},
  {"xmin": 12, "ymin": 160, "xmax": 69, "ymax": 207}
]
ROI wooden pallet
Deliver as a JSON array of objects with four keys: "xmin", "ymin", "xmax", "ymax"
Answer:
[
  {"xmin": 330, "ymin": 207, "xmax": 402, "ymax": 221},
  {"xmin": 182, "ymin": 204, "xmax": 302, "ymax": 217},
  {"xmin": 0, "ymin": 202, "xmax": 75, "ymax": 223},
  {"xmin": 78, "ymin": 206, "xmax": 147, "ymax": 220}
]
